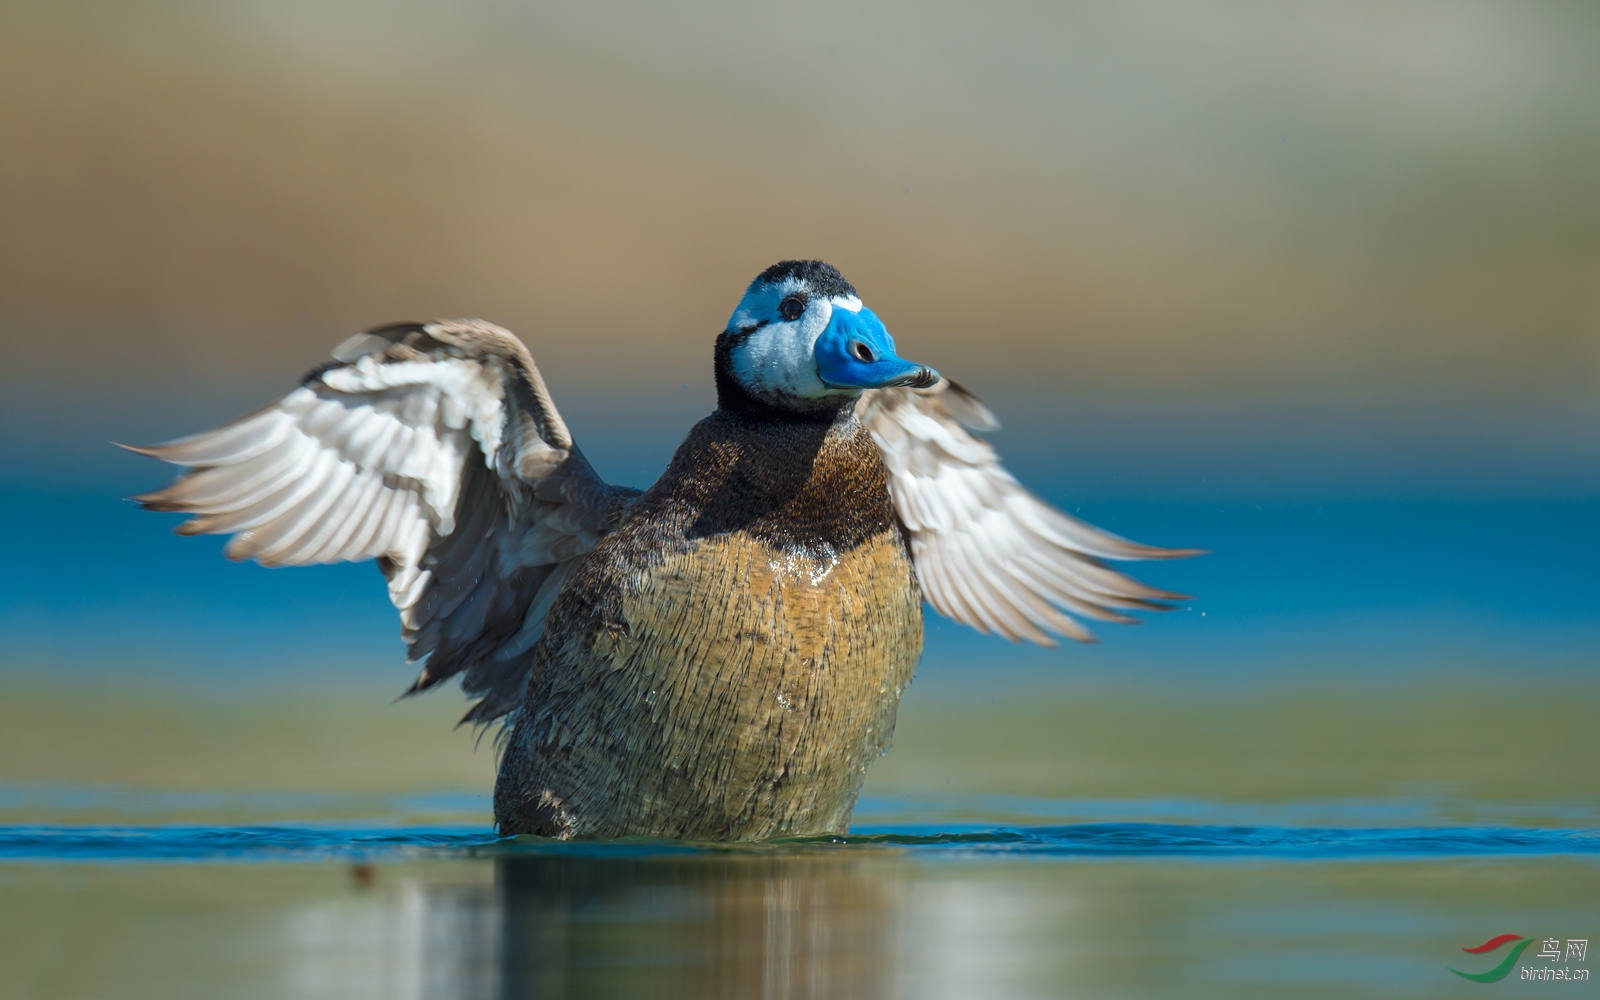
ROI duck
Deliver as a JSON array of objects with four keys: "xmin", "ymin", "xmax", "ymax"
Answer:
[{"xmin": 129, "ymin": 259, "xmax": 1198, "ymax": 840}]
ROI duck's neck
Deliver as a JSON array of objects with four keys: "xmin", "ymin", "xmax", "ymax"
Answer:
[
  {"xmin": 712, "ymin": 331, "xmax": 857, "ymax": 424},
  {"xmin": 663, "ymin": 400, "xmax": 890, "ymax": 556}
]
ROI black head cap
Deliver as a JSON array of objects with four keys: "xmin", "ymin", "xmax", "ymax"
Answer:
[{"xmin": 751, "ymin": 260, "xmax": 857, "ymax": 299}]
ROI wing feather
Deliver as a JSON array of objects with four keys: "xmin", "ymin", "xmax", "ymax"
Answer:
[
  {"xmin": 860, "ymin": 380, "xmax": 1201, "ymax": 646},
  {"xmin": 126, "ymin": 319, "xmax": 640, "ymax": 723},
  {"xmin": 307, "ymin": 468, "xmax": 386, "ymax": 564},
  {"xmin": 244, "ymin": 457, "xmax": 357, "ymax": 565}
]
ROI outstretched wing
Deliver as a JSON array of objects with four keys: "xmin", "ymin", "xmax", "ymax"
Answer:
[
  {"xmin": 127, "ymin": 319, "xmax": 639, "ymax": 722},
  {"xmin": 858, "ymin": 381, "xmax": 1201, "ymax": 645}
]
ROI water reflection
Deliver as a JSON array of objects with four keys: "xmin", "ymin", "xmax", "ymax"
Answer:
[
  {"xmin": 286, "ymin": 851, "xmax": 1067, "ymax": 1000},
  {"xmin": 270, "ymin": 842, "xmax": 1600, "ymax": 1000},
  {"xmin": 498, "ymin": 853, "xmax": 903, "ymax": 998},
  {"xmin": 288, "ymin": 876, "xmax": 500, "ymax": 1000},
  {"xmin": 285, "ymin": 853, "xmax": 887, "ymax": 999},
  {"xmin": 2, "ymin": 847, "xmax": 1591, "ymax": 999}
]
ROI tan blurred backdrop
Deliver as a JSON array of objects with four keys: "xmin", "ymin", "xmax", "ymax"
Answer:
[
  {"xmin": 2, "ymin": 0, "xmax": 1600, "ymax": 523},
  {"xmin": 4, "ymin": 1, "xmax": 1597, "ymax": 404}
]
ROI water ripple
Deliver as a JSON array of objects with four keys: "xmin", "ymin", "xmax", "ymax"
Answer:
[{"xmin": 0, "ymin": 822, "xmax": 1595, "ymax": 863}]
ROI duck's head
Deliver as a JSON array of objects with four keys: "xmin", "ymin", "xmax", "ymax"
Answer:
[{"xmin": 715, "ymin": 260, "xmax": 939, "ymax": 420}]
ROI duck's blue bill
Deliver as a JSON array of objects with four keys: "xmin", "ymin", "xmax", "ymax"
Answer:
[{"xmin": 815, "ymin": 306, "xmax": 939, "ymax": 389}]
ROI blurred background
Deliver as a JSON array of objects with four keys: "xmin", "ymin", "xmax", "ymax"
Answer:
[
  {"xmin": 4, "ymin": 5, "xmax": 1599, "ymax": 996},
  {"xmin": 3, "ymin": 0, "xmax": 1597, "ymax": 684},
  {"xmin": 2, "ymin": 0, "xmax": 1598, "ymax": 757}
]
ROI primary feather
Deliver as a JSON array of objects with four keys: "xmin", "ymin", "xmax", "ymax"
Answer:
[
  {"xmin": 858, "ymin": 380, "xmax": 1201, "ymax": 646},
  {"xmin": 125, "ymin": 319, "xmax": 639, "ymax": 722}
]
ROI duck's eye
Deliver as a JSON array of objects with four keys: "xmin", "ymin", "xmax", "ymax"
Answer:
[
  {"xmin": 778, "ymin": 295, "xmax": 807, "ymax": 321},
  {"xmin": 848, "ymin": 340, "xmax": 875, "ymax": 362}
]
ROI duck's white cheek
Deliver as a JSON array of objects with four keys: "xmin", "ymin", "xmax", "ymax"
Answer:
[{"xmin": 733, "ymin": 325, "xmax": 836, "ymax": 399}]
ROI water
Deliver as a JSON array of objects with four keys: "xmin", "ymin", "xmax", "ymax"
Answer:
[
  {"xmin": 4, "ymin": 785, "xmax": 1598, "ymax": 999},
  {"xmin": 2, "ymin": 680, "xmax": 1594, "ymax": 997},
  {"xmin": 3, "ymin": 819, "xmax": 1598, "ymax": 863},
  {"xmin": 3, "ymin": 810, "xmax": 1597, "ymax": 999}
]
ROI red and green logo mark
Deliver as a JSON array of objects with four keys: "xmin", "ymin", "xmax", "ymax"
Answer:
[
  {"xmin": 1449, "ymin": 935, "xmax": 1534, "ymax": 983},
  {"xmin": 1449, "ymin": 936, "xmax": 1589, "ymax": 983}
]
